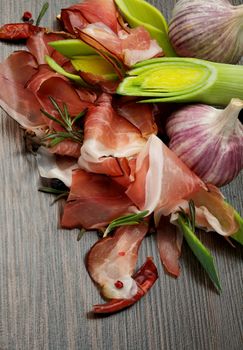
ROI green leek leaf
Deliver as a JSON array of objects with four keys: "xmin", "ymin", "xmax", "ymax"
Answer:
[
  {"xmin": 45, "ymin": 55, "xmax": 87, "ymax": 86},
  {"xmin": 177, "ymin": 215, "xmax": 221, "ymax": 292},
  {"xmin": 117, "ymin": 57, "xmax": 243, "ymax": 106},
  {"xmin": 115, "ymin": 0, "xmax": 176, "ymax": 56},
  {"xmin": 231, "ymin": 211, "xmax": 243, "ymax": 245},
  {"xmin": 48, "ymin": 39, "xmax": 96, "ymax": 58}
]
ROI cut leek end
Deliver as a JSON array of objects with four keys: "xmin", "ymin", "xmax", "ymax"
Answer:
[
  {"xmin": 117, "ymin": 57, "xmax": 215, "ymax": 103},
  {"xmin": 49, "ymin": 39, "xmax": 96, "ymax": 58},
  {"xmin": 178, "ymin": 216, "xmax": 222, "ymax": 293},
  {"xmin": 117, "ymin": 57, "xmax": 243, "ymax": 105},
  {"xmin": 45, "ymin": 55, "xmax": 87, "ymax": 86},
  {"xmin": 231, "ymin": 211, "xmax": 243, "ymax": 245}
]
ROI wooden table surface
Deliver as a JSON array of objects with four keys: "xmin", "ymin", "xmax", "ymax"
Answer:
[{"xmin": 0, "ymin": 1, "xmax": 242, "ymax": 349}]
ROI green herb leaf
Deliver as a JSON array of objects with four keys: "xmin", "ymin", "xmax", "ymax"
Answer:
[
  {"xmin": 177, "ymin": 214, "xmax": 221, "ymax": 292},
  {"xmin": 231, "ymin": 210, "xmax": 243, "ymax": 245},
  {"xmin": 103, "ymin": 210, "xmax": 149, "ymax": 237},
  {"xmin": 38, "ymin": 186, "xmax": 69, "ymax": 195},
  {"xmin": 38, "ymin": 186, "xmax": 69, "ymax": 205},
  {"xmin": 77, "ymin": 228, "xmax": 86, "ymax": 242},
  {"xmin": 36, "ymin": 2, "xmax": 49, "ymax": 27}
]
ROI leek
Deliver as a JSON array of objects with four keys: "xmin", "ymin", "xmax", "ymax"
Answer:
[
  {"xmin": 71, "ymin": 56, "xmax": 118, "ymax": 81},
  {"xmin": 115, "ymin": 0, "xmax": 176, "ymax": 57},
  {"xmin": 231, "ymin": 211, "xmax": 243, "ymax": 245},
  {"xmin": 177, "ymin": 215, "xmax": 221, "ymax": 292},
  {"xmin": 45, "ymin": 55, "xmax": 87, "ymax": 86},
  {"xmin": 48, "ymin": 39, "xmax": 96, "ymax": 58},
  {"xmin": 117, "ymin": 57, "xmax": 243, "ymax": 106}
]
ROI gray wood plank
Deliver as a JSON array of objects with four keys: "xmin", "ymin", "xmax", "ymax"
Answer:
[{"xmin": 0, "ymin": 1, "xmax": 242, "ymax": 350}]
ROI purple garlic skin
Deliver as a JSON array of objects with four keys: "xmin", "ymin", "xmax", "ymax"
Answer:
[
  {"xmin": 169, "ymin": 0, "xmax": 243, "ymax": 64},
  {"xmin": 166, "ymin": 99, "xmax": 243, "ymax": 187}
]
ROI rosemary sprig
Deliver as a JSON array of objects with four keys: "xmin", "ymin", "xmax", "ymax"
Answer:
[
  {"xmin": 41, "ymin": 96, "xmax": 86, "ymax": 147},
  {"xmin": 36, "ymin": 2, "xmax": 49, "ymax": 26},
  {"xmin": 38, "ymin": 186, "xmax": 69, "ymax": 205},
  {"xmin": 103, "ymin": 210, "xmax": 149, "ymax": 238},
  {"xmin": 77, "ymin": 228, "xmax": 86, "ymax": 242}
]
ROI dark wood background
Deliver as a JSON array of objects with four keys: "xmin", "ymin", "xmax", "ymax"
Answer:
[{"xmin": 0, "ymin": 1, "xmax": 242, "ymax": 349}]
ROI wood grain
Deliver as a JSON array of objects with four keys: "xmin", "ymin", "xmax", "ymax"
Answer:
[{"xmin": 0, "ymin": 1, "xmax": 242, "ymax": 349}]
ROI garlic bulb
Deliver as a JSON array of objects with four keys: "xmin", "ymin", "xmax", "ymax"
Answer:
[
  {"xmin": 166, "ymin": 98, "xmax": 243, "ymax": 187},
  {"xmin": 169, "ymin": 0, "xmax": 243, "ymax": 64}
]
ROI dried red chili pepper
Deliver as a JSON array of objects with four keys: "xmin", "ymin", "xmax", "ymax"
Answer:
[{"xmin": 0, "ymin": 23, "xmax": 43, "ymax": 40}]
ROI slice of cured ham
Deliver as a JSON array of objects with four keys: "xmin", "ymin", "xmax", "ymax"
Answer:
[
  {"xmin": 27, "ymin": 32, "xmax": 70, "ymax": 65},
  {"xmin": 79, "ymin": 23, "xmax": 162, "ymax": 67},
  {"xmin": 61, "ymin": 169, "xmax": 135, "ymax": 229},
  {"xmin": 27, "ymin": 65, "xmax": 92, "ymax": 122},
  {"xmin": 126, "ymin": 135, "xmax": 205, "ymax": 224},
  {"xmin": 78, "ymin": 93, "xmax": 146, "ymax": 176},
  {"xmin": 61, "ymin": 0, "xmax": 120, "ymax": 35},
  {"xmin": 27, "ymin": 65, "xmax": 94, "ymax": 158},
  {"xmin": 157, "ymin": 216, "xmax": 183, "ymax": 277},
  {"xmin": 170, "ymin": 184, "xmax": 239, "ymax": 237},
  {"xmin": 36, "ymin": 147, "xmax": 78, "ymax": 187},
  {"xmin": 115, "ymin": 96, "xmax": 158, "ymax": 138},
  {"xmin": 86, "ymin": 223, "xmax": 158, "ymax": 313},
  {"xmin": 0, "ymin": 51, "xmax": 45, "ymax": 130}
]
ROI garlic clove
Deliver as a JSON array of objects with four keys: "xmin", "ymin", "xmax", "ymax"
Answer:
[
  {"xmin": 169, "ymin": 0, "xmax": 243, "ymax": 64},
  {"xmin": 166, "ymin": 98, "xmax": 243, "ymax": 187}
]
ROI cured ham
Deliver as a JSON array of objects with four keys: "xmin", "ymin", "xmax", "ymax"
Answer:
[
  {"xmin": 86, "ymin": 223, "xmax": 158, "ymax": 313},
  {"xmin": 36, "ymin": 147, "xmax": 78, "ymax": 187},
  {"xmin": 79, "ymin": 23, "xmax": 162, "ymax": 67},
  {"xmin": 0, "ymin": 51, "xmax": 45, "ymax": 130},
  {"xmin": 61, "ymin": 169, "xmax": 135, "ymax": 229},
  {"xmin": 61, "ymin": 0, "xmax": 120, "ymax": 35},
  {"xmin": 0, "ymin": 51, "xmax": 94, "ymax": 157},
  {"xmin": 126, "ymin": 134, "xmax": 205, "ymax": 224},
  {"xmin": 115, "ymin": 96, "xmax": 158, "ymax": 138},
  {"xmin": 78, "ymin": 93, "xmax": 146, "ymax": 176},
  {"xmin": 170, "ymin": 184, "xmax": 239, "ymax": 237},
  {"xmin": 27, "ymin": 32, "xmax": 70, "ymax": 65},
  {"xmin": 157, "ymin": 216, "xmax": 183, "ymax": 277},
  {"xmin": 27, "ymin": 65, "xmax": 92, "ymax": 121}
]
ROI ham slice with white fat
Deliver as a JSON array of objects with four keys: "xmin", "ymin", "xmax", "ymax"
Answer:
[
  {"xmin": 61, "ymin": 169, "xmax": 136, "ymax": 229},
  {"xmin": 170, "ymin": 184, "xmax": 239, "ymax": 237},
  {"xmin": 86, "ymin": 223, "xmax": 158, "ymax": 313},
  {"xmin": 115, "ymin": 96, "xmax": 158, "ymax": 138},
  {"xmin": 127, "ymin": 135, "xmax": 237, "ymax": 237},
  {"xmin": 80, "ymin": 23, "xmax": 162, "ymax": 67},
  {"xmin": 78, "ymin": 93, "xmax": 146, "ymax": 176},
  {"xmin": 126, "ymin": 134, "xmax": 205, "ymax": 224},
  {"xmin": 61, "ymin": 0, "xmax": 120, "ymax": 35}
]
